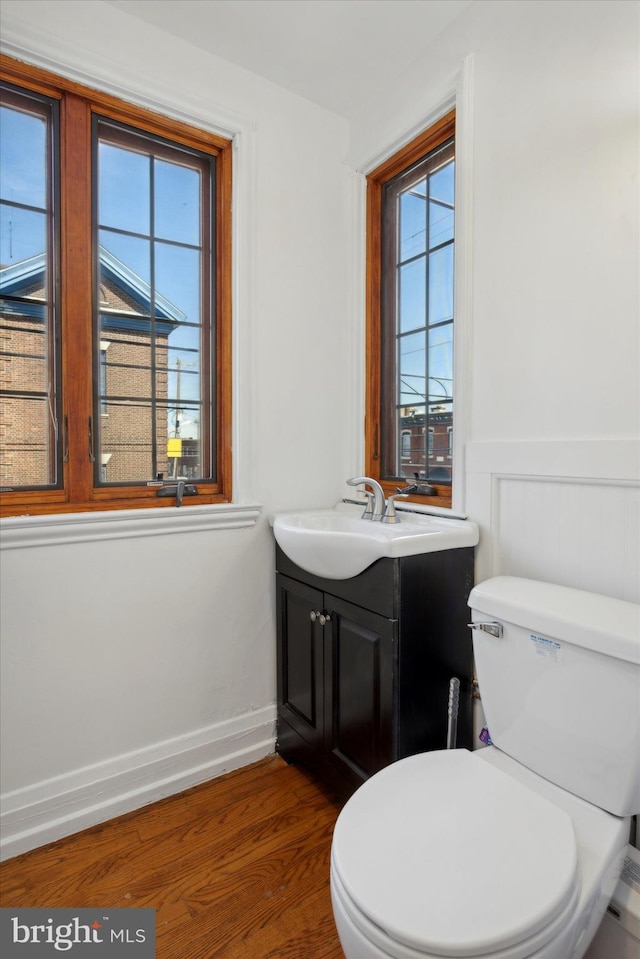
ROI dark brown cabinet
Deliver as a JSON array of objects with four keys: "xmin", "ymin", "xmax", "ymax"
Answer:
[{"xmin": 276, "ymin": 543, "xmax": 475, "ymax": 792}]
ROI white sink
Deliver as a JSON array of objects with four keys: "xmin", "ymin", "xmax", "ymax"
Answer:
[{"xmin": 273, "ymin": 503, "xmax": 479, "ymax": 579}]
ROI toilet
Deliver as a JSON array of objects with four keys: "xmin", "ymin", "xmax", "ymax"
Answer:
[{"xmin": 330, "ymin": 576, "xmax": 640, "ymax": 959}]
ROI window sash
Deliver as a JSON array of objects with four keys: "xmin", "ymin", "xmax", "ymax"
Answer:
[
  {"xmin": 0, "ymin": 82, "xmax": 61, "ymax": 491},
  {"xmin": 381, "ymin": 138, "xmax": 454, "ymax": 487},
  {"xmin": 0, "ymin": 55, "xmax": 232, "ymax": 516},
  {"xmin": 92, "ymin": 117, "xmax": 215, "ymax": 487},
  {"xmin": 366, "ymin": 111, "xmax": 455, "ymax": 509}
]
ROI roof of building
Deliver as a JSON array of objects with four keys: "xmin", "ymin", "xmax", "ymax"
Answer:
[{"xmin": 0, "ymin": 247, "xmax": 187, "ymax": 334}]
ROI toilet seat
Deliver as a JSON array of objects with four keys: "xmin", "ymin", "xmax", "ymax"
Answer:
[
  {"xmin": 331, "ymin": 858, "xmax": 580, "ymax": 959},
  {"xmin": 331, "ymin": 750, "xmax": 580, "ymax": 958}
]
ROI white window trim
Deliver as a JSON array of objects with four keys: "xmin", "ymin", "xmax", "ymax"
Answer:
[
  {"xmin": 451, "ymin": 54, "xmax": 475, "ymax": 516},
  {"xmin": 348, "ymin": 54, "xmax": 474, "ymax": 515}
]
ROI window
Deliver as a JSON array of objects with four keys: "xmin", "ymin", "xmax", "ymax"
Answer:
[
  {"xmin": 365, "ymin": 111, "xmax": 455, "ymax": 508},
  {"xmin": 0, "ymin": 56, "xmax": 232, "ymax": 516}
]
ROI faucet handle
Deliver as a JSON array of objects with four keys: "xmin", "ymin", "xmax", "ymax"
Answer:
[
  {"xmin": 381, "ymin": 493, "xmax": 408, "ymax": 524},
  {"xmin": 360, "ymin": 490, "xmax": 374, "ymax": 519}
]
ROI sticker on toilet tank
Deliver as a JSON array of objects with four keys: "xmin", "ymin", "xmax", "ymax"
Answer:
[
  {"xmin": 620, "ymin": 854, "xmax": 640, "ymax": 892},
  {"xmin": 529, "ymin": 633, "xmax": 563, "ymax": 663}
]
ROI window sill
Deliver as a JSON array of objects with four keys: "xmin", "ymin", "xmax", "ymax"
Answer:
[
  {"xmin": 0, "ymin": 502, "xmax": 262, "ymax": 550},
  {"xmin": 344, "ymin": 496, "xmax": 466, "ymax": 521}
]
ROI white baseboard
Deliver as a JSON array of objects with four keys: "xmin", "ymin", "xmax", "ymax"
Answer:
[{"xmin": 0, "ymin": 705, "xmax": 276, "ymax": 861}]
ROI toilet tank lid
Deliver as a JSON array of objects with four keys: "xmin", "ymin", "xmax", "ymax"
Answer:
[{"xmin": 468, "ymin": 577, "xmax": 640, "ymax": 665}]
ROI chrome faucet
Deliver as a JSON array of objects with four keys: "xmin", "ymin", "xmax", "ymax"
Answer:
[{"xmin": 347, "ymin": 476, "xmax": 386, "ymax": 521}]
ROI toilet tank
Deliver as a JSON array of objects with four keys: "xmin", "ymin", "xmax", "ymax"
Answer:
[{"xmin": 468, "ymin": 577, "xmax": 640, "ymax": 818}]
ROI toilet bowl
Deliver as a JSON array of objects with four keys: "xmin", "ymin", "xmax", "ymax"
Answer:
[
  {"xmin": 330, "ymin": 578, "xmax": 639, "ymax": 959},
  {"xmin": 583, "ymin": 844, "xmax": 640, "ymax": 959},
  {"xmin": 331, "ymin": 748, "xmax": 629, "ymax": 959}
]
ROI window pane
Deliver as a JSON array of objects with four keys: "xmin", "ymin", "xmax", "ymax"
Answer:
[
  {"xmin": 164, "ymin": 398, "xmax": 203, "ymax": 481},
  {"xmin": 429, "ymin": 198, "xmax": 453, "ymax": 248},
  {"xmin": 154, "ymin": 242, "xmax": 201, "ymax": 321},
  {"xmin": 399, "ymin": 258, "xmax": 426, "ymax": 334},
  {"xmin": 0, "ymin": 87, "xmax": 58, "ymax": 489},
  {"xmin": 99, "ymin": 399, "xmax": 154, "ymax": 482},
  {"xmin": 0, "ymin": 206, "xmax": 47, "ymax": 264},
  {"xmin": 98, "ymin": 141, "xmax": 150, "ymax": 236},
  {"xmin": 397, "ymin": 406, "xmax": 425, "ymax": 480},
  {"xmin": 428, "ymin": 244, "xmax": 454, "ymax": 325},
  {"xmin": 164, "ymin": 346, "xmax": 201, "ymax": 442},
  {"xmin": 399, "ymin": 331, "xmax": 426, "ymax": 406},
  {"xmin": 167, "ymin": 323, "xmax": 201, "ymax": 356},
  {"xmin": 428, "ymin": 323, "xmax": 453, "ymax": 402},
  {"xmin": 0, "ymin": 394, "xmax": 53, "ymax": 486},
  {"xmin": 0, "ymin": 104, "xmax": 47, "ymax": 209},
  {"xmin": 98, "ymin": 319, "xmax": 152, "ymax": 398},
  {"xmin": 399, "ymin": 179, "xmax": 426, "ymax": 262},
  {"xmin": 427, "ymin": 402, "xmax": 452, "ymax": 483},
  {"xmin": 95, "ymin": 119, "xmax": 212, "ymax": 486},
  {"xmin": 430, "ymin": 159, "xmax": 454, "ymax": 207},
  {"xmin": 429, "ymin": 160, "xmax": 454, "ymax": 248},
  {"xmin": 99, "ymin": 230, "xmax": 151, "ymax": 299},
  {"xmin": 165, "ymin": 344, "xmax": 201, "ymax": 409},
  {"xmin": 155, "ymin": 160, "xmax": 200, "ymax": 246}
]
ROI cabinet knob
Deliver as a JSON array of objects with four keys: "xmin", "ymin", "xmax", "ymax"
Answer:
[{"xmin": 310, "ymin": 610, "xmax": 331, "ymax": 625}]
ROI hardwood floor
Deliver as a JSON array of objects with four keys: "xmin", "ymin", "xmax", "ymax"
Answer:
[{"xmin": 0, "ymin": 755, "xmax": 348, "ymax": 958}]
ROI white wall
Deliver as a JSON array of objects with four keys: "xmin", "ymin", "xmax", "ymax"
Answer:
[
  {"xmin": 349, "ymin": 0, "xmax": 639, "ymax": 597},
  {"xmin": 0, "ymin": 0, "xmax": 353, "ymax": 857},
  {"xmin": 1, "ymin": 0, "xmax": 638, "ymax": 858}
]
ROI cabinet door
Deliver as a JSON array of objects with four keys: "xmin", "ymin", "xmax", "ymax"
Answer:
[
  {"xmin": 276, "ymin": 575, "xmax": 325, "ymax": 750},
  {"xmin": 325, "ymin": 596, "xmax": 396, "ymax": 785}
]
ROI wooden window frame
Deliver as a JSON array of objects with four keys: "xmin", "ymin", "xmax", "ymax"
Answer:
[
  {"xmin": 0, "ymin": 55, "xmax": 232, "ymax": 517},
  {"xmin": 365, "ymin": 110, "xmax": 455, "ymax": 510}
]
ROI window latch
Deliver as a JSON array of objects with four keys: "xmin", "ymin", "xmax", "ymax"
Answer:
[{"xmin": 156, "ymin": 482, "xmax": 199, "ymax": 507}]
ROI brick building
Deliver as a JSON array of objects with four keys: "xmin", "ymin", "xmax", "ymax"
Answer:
[
  {"xmin": 399, "ymin": 406, "xmax": 453, "ymax": 485},
  {"xmin": 0, "ymin": 249, "xmax": 186, "ymax": 488}
]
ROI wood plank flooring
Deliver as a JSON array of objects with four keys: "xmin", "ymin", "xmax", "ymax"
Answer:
[{"xmin": 0, "ymin": 755, "xmax": 348, "ymax": 958}]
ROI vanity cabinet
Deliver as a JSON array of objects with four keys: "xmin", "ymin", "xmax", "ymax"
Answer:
[{"xmin": 276, "ymin": 543, "xmax": 475, "ymax": 792}]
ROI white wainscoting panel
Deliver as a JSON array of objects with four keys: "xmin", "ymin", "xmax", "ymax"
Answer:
[
  {"xmin": 466, "ymin": 440, "xmax": 639, "ymax": 603},
  {"xmin": 493, "ymin": 476, "xmax": 639, "ymax": 602}
]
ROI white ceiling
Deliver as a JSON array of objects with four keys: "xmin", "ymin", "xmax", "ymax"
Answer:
[{"xmin": 105, "ymin": 0, "xmax": 472, "ymax": 119}]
